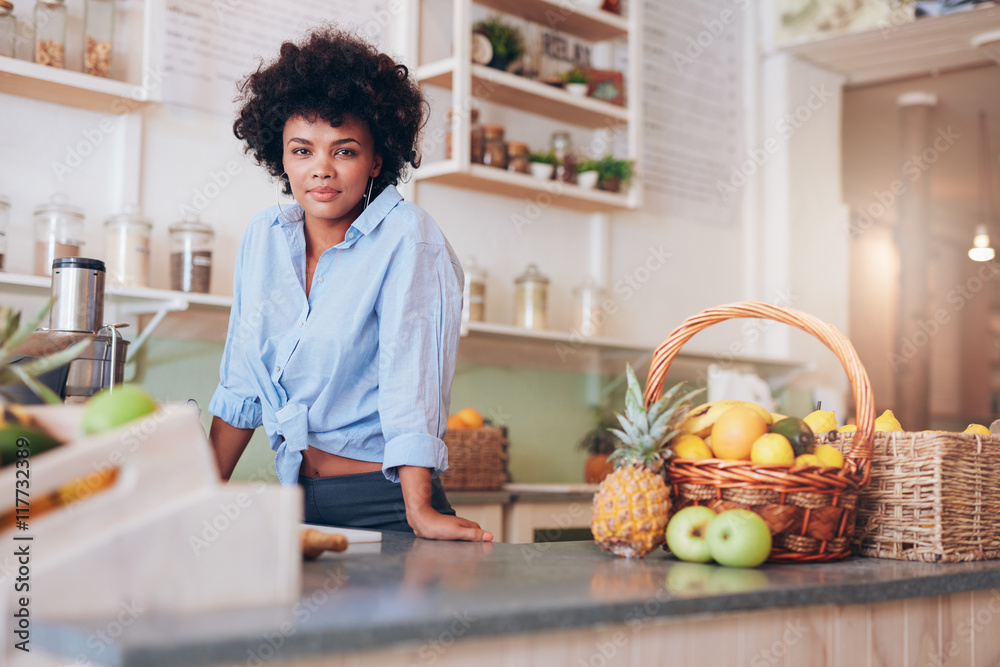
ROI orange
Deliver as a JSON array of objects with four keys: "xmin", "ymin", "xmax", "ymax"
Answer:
[
  {"xmin": 447, "ymin": 415, "xmax": 467, "ymax": 430},
  {"xmin": 455, "ymin": 407, "xmax": 484, "ymax": 429},
  {"xmin": 710, "ymin": 406, "xmax": 768, "ymax": 461}
]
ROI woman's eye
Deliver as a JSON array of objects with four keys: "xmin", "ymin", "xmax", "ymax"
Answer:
[
  {"xmin": 292, "ymin": 148, "xmax": 310, "ymax": 155},
  {"xmin": 337, "ymin": 149, "xmax": 357, "ymax": 157}
]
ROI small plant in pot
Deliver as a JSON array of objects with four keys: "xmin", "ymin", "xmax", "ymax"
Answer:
[
  {"xmin": 594, "ymin": 154, "xmax": 634, "ymax": 193},
  {"xmin": 561, "ymin": 66, "xmax": 590, "ymax": 97},
  {"xmin": 528, "ymin": 149, "xmax": 557, "ymax": 180},
  {"xmin": 576, "ymin": 158, "xmax": 599, "ymax": 189},
  {"xmin": 577, "ymin": 407, "xmax": 620, "ymax": 484},
  {"xmin": 472, "ymin": 15, "xmax": 524, "ymax": 72}
]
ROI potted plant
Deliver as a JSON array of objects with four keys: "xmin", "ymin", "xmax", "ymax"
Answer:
[
  {"xmin": 528, "ymin": 149, "xmax": 557, "ymax": 180},
  {"xmin": 594, "ymin": 154, "xmax": 634, "ymax": 193},
  {"xmin": 576, "ymin": 407, "xmax": 619, "ymax": 484},
  {"xmin": 576, "ymin": 158, "xmax": 599, "ymax": 189},
  {"xmin": 472, "ymin": 15, "xmax": 524, "ymax": 72},
  {"xmin": 561, "ymin": 66, "xmax": 589, "ymax": 97}
]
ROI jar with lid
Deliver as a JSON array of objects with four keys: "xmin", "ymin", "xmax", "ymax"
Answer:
[
  {"xmin": 462, "ymin": 256, "xmax": 487, "ymax": 324},
  {"xmin": 33, "ymin": 194, "xmax": 84, "ymax": 277},
  {"xmin": 0, "ymin": 1, "xmax": 15, "ymax": 58},
  {"xmin": 445, "ymin": 108, "xmax": 483, "ymax": 164},
  {"xmin": 169, "ymin": 216, "xmax": 214, "ymax": 293},
  {"xmin": 0, "ymin": 195, "xmax": 8, "ymax": 271},
  {"xmin": 551, "ymin": 131, "xmax": 576, "ymax": 183},
  {"xmin": 482, "ymin": 125, "xmax": 507, "ymax": 169},
  {"xmin": 83, "ymin": 0, "xmax": 114, "ymax": 77},
  {"xmin": 34, "ymin": 0, "xmax": 67, "ymax": 68},
  {"xmin": 514, "ymin": 263, "xmax": 549, "ymax": 330},
  {"xmin": 506, "ymin": 141, "xmax": 530, "ymax": 174},
  {"xmin": 104, "ymin": 206, "xmax": 151, "ymax": 287},
  {"xmin": 572, "ymin": 278, "xmax": 607, "ymax": 338}
]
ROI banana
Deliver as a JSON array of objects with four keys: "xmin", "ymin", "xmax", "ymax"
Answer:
[{"xmin": 678, "ymin": 400, "xmax": 773, "ymax": 438}]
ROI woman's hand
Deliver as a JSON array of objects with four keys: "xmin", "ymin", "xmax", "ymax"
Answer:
[
  {"xmin": 398, "ymin": 465, "xmax": 493, "ymax": 542},
  {"xmin": 407, "ymin": 505, "xmax": 493, "ymax": 542}
]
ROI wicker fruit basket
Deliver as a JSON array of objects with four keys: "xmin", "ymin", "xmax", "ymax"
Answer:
[
  {"xmin": 645, "ymin": 301, "xmax": 875, "ymax": 563},
  {"xmin": 822, "ymin": 429, "xmax": 1000, "ymax": 562},
  {"xmin": 440, "ymin": 426, "xmax": 509, "ymax": 491}
]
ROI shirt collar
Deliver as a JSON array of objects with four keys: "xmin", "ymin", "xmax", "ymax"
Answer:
[{"xmin": 268, "ymin": 185, "xmax": 402, "ymax": 245}]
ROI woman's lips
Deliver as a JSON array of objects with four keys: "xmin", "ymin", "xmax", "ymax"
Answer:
[{"xmin": 308, "ymin": 188, "xmax": 340, "ymax": 202}]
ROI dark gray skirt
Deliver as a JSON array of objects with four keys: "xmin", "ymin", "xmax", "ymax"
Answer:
[{"xmin": 299, "ymin": 471, "xmax": 456, "ymax": 533}]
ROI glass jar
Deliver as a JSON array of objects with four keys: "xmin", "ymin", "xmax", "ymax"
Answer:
[
  {"xmin": 0, "ymin": 1, "xmax": 15, "ymax": 58},
  {"xmin": 445, "ymin": 108, "xmax": 483, "ymax": 164},
  {"xmin": 551, "ymin": 131, "xmax": 576, "ymax": 183},
  {"xmin": 34, "ymin": 0, "xmax": 67, "ymax": 68},
  {"xmin": 482, "ymin": 125, "xmax": 507, "ymax": 169},
  {"xmin": 514, "ymin": 263, "xmax": 548, "ymax": 330},
  {"xmin": 104, "ymin": 206, "xmax": 151, "ymax": 288},
  {"xmin": 169, "ymin": 217, "xmax": 214, "ymax": 293},
  {"xmin": 573, "ymin": 278, "xmax": 606, "ymax": 338},
  {"xmin": 33, "ymin": 194, "xmax": 85, "ymax": 277},
  {"xmin": 0, "ymin": 195, "xmax": 8, "ymax": 271},
  {"xmin": 462, "ymin": 256, "xmax": 487, "ymax": 324},
  {"xmin": 83, "ymin": 0, "xmax": 114, "ymax": 77},
  {"xmin": 506, "ymin": 141, "xmax": 530, "ymax": 174}
]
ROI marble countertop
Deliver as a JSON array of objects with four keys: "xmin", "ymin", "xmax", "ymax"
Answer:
[{"xmin": 36, "ymin": 533, "xmax": 1000, "ymax": 666}]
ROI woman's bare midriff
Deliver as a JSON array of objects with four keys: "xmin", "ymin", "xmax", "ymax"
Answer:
[{"xmin": 299, "ymin": 446, "xmax": 383, "ymax": 478}]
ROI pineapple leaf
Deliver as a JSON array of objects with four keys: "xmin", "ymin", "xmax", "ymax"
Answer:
[
  {"xmin": 7, "ymin": 365, "xmax": 62, "ymax": 405},
  {"xmin": 0, "ymin": 339, "xmax": 92, "ymax": 386},
  {"xmin": 614, "ymin": 412, "xmax": 643, "ymax": 444},
  {"xmin": 0, "ymin": 298, "xmax": 55, "ymax": 369}
]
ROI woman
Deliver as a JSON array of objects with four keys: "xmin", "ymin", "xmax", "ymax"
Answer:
[{"xmin": 208, "ymin": 28, "xmax": 491, "ymax": 542}]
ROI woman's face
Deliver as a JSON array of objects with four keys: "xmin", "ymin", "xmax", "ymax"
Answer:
[{"xmin": 281, "ymin": 114, "xmax": 382, "ymax": 229}]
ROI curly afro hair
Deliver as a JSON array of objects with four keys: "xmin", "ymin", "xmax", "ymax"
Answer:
[{"xmin": 233, "ymin": 27, "xmax": 426, "ymax": 197}]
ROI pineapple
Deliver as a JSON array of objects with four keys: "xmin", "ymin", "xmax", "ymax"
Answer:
[{"xmin": 591, "ymin": 365, "xmax": 701, "ymax": 558}]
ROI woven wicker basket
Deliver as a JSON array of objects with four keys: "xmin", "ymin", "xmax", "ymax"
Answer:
[
  {"xmin": 822, "ymin": 429, "xmax": 1000, "ymax": 562},
  {"xmin": 440, "ymin": 426, "xmax": 509, "ymax": 491},
  {"xmin": 645, "ymin": 301, "xmax": 875, "ymax": 563}
]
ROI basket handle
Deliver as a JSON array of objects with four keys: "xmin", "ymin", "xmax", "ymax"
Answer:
[{"xmin": 643, "ymin": 301, "xmax": 874, "ymax": 467}]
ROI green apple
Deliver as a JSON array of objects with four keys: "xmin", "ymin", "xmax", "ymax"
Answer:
[
  {"xmin": 705, "ymin": 565, "xmax": 769, "ymax": 593},
  {"xmin": 81, "ymin": 385, "xmax": 158, "ymax": 436},
  {"xmin": 665, "ymin": 505, "xmax": 717, "ymax": 563},
  {"xmin": 664, "ymin": 562, "xmax": 716, "ymax": 596},
  {"xmin": 705, "ymin": 509, "xmax": 772, "ymax": 568}
]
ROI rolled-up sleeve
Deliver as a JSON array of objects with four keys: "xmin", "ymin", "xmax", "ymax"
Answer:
[
  {"xmin": 376, "ymin": 241, "xmax": 463, "ymax": 483},
  {"xmin": 209, "ymin": 231, "xmax": 263, "ymax": 430}
]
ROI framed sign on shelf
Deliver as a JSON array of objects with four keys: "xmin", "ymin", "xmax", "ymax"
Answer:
[{"xmin": 585, "ymin": 68, "xmax": 625, "ymax": 106}]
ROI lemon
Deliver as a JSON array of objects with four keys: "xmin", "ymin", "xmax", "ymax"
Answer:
[
  {"xmin": 814, "ymin": 444, "xmax": 844, "ymax": 468},
  {"xmin": 750, "ymin": 433, "xmax": 795, "ymax": 465},
  {"xmin": 965, "ymin": 424, "xmax": 991, "ymax": 436},
  {"xmin": 874, "ymin": 409, "xmax": 903, "ymax": 432},
  {"xmin": 672, "ymin": 434, "xmax": 713, "ymax": 460},
  {"xmin": 793, "ymin": 453, "xmax": 823, "ymax": 468},
  {"xmin": 837, "ymin": 424, "xmax": 857, "ymax": 434},
  {"xmin": 769, "ymin": 412, "xmax": 789, "ymax": 423},
  {"xmin": 803, "ymin": 409, "xmax": 837, "ymax": 435}
]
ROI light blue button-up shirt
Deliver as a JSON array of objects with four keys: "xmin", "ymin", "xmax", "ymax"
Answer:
[{"xmin": 208, "ymin": 186, "xmax": 464, "ymax": 485}]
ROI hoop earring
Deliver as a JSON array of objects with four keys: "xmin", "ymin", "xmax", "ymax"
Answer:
[
  {"xmin": 362, "ymin": 176, "xmax": 374, "ymax": 210},
  {"xmin": 275, "ymin": 174, "xmax": 301, "ymax": 223}
]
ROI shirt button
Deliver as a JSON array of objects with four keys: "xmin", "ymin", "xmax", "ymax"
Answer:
[
  {"xmin": 276, "ymin": 366, "xmax": 281, "ymax": 372},
  {"xmin": 298, "ymin": 322, "xmax": 303, "ymax": 327},
  {"xmin": 317, "ymin": 276, "xmax": 324, "ymax": 283}
]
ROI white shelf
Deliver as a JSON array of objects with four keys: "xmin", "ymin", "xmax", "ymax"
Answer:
[
  {"xmin": 781, "ymin": 5, "xmax": 1000, "ymax": 87},
  {"xmin": 475, "ymin": 0, "xmax": 628, "ymax": 41},
  {"xmin": 0, "ymin": 56, "xmax": 156, "ymax": 113},
  {"xmin": 0, "ymin": 272, "xmax": 231, "ymax": 312},
  {"xmin": 465, "ymin": 320, "xmax": 649, "ymax": 355},
  {"xmin": 418, "ymin": 60, "xmax": 629, "ymax": 129},
  {"xmin": 413, "ymin": 161, "xmax": 636, "ymax": 211}
]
